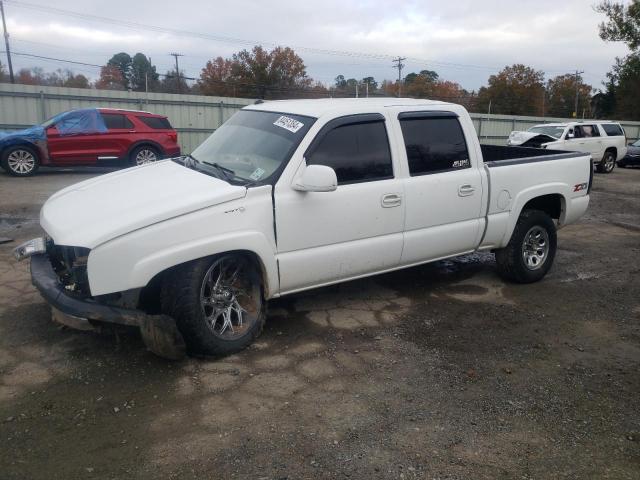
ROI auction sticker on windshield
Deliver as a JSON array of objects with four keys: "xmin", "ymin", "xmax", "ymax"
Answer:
[
  {"xmin": 249, "ymin": 167, "xmax": 266, "ymax": 181},
  {"xmin": 273, "ymin": 116, "xmax": 304, "ymax": 133}
]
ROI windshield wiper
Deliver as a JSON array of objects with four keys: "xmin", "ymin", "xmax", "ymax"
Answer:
[
  {"xmin": 180, "ymin": 156, "xmax": 257, "ymax": 186},
  {"xmin": 203, "ymin": 162, "xmax": 236, "ymax": 182}
]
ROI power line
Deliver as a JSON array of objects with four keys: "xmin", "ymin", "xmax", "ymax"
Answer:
[{"xmin": 2, "ymin": 0, "xmax": 515, "ymax": 74}]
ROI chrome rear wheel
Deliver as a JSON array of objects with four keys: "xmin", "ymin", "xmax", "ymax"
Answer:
[
  {"xmin": 522, "ymin": 226, "xmax": 550, "ymax": 270},
  {"xmin": 135, "ymin": 148, "xmax": 158, "ymax": 165}
]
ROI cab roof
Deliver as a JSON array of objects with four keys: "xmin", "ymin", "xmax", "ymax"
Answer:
[{"xmin": 243, "ymin": 97, "xmax": 455, "ymax": 118}]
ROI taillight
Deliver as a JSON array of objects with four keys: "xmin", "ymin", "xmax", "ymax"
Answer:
[
  {"xmin": 588, "ymin": 158, "xmax": 594, "ymax": 194},
  {"xmin": 168, "ymin": 132, "xmax": 177, "ymax": 143}
]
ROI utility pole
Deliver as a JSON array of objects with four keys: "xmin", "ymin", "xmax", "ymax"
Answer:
[
  {"xmin": 392, "ymin": 57, "xmax": 406, "ymax": 97},
  {"xmin": 573, "ymin": 70, "xmax": 584, "ymax": 119},
  {"xmin": 355, "ymin": 82, "xmax": 358, "ymax": 98},
  {"xmin": 170, "ymin": 52, "xmax": 183, "ymax": 94},
  {"xmin": 365, "ymin": 81, "xmax": 369, "ymax": 98},
  {"xmin": 0, "ymin": 0, "xmax": 15, "ymax": 83}
]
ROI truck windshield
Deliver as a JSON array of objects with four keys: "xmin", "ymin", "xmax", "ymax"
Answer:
[
  {"xmin": 527, "ymin": 126, "xmax": 565, "ymax": 139},
  {"xmin": 190, "ymin": 110, "xmax": 315, "ymax": 184}
]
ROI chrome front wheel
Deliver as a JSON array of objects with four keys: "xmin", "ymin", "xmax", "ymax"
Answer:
[
  {"xmin": 4, "ymin": 147, "xmax": 39, "ymax": 176},
  {"xmin": 161, "ymin": 254, "xmax": 265, "ymax": 356},
  {"xmin": 200, "ymin": 256, "xmax": 259, "ymax": 340}
]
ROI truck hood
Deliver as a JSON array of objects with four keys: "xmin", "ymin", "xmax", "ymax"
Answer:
[
  {"xmin": 507, "ymin": 131, "xmax": 558, "ymax": 146},
  {"xmin": 41, "ymin": 160, "xmax": 247, "ymax": 248}
]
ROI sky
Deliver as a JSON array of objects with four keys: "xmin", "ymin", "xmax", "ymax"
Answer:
[{"xmin": 0, "ymin": 0, "xmax": 633, "ymax": 91}]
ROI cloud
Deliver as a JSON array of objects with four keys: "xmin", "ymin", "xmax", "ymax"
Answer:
[{"xmin": 2, "ymin": 0, "xmax": 631, "ymax": 90}]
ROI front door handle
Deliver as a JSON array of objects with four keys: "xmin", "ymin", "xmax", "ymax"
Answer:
[
  {"xmin": 458, "ymin": 184, "xmax": 475, "ymax": 197},
  {"xmin": 381, "ymin": 193, "xmax": 402, "ymax": 208}
]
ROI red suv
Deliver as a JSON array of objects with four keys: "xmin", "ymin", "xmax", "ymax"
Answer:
[{"xmin": 0, "ymin": 108, "xmax": 181, "ymax": 176}]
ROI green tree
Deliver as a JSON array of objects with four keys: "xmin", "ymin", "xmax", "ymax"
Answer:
[
  {"xmin": 476, "ymin": 64, "xmax": 545, "ymax": 115},
  {"xmin": 107, "ymin": 52, "xmax": 133, "ymax": 89},
  {"xmin": 64, "ymin": 73, "xmax": 90, "ymax": 89},
  {"xmin": 159, "ymin": 70, "xmax": 191, "ymax": 94},
  {"xmin": 334, "ymin": 75, "xmax": 347, "ymax": 89},
  {"xmin": 361, "ymin": 76, "xmax": 378, "ymax": 90},
  {"xmin": 596, "ymin": 1, "xmax": 640, "ymax": 120},
  {"xmin": 0, "ymin": 61, "xmax": 6, "ymax": 82},
  {"xmin": 405, "ymin": 70, "xmax": 439, "ymax": 85},
  {"xmin": 596, "ymin": 0, "xmax": 640, "ymax": 50},
  {"xmin": 609, "ymin": 53, "xmax": 640, "ymax": 120},
  {"xmin": 130, "ymin": 53, "xmax": 159, "ymax": 91},
  {"xmin": 546, "ymin": 74, "xmax": 593, "ymax": 118}
]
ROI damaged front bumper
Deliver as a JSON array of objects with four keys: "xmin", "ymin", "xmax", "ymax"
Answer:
[{"xmin": 29, "ymin": 253, "xmax": 185, "ymax": 359}]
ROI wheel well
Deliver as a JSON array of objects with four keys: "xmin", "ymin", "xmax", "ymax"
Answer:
[
  {"xmin": 127, "ymin": 141, "xmax": 164, "ymax": 159},
  {"xmin": 1, "ymin": 141, "xmax": 40, "ymax": 160},
  {"xmin": 521, "ymin": 194, "xmax": 563, "ymax": 220},
  {"xmin": 137, "ymin": 250, "xmax": 269, "ymax": 314},
  {"xmin": 604, "ymin": 147, "xmax": 617, "ymax": 160}
]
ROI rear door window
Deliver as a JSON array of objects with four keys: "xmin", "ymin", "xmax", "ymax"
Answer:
[
  {"xmin": 575, "ymin": 125, "xmax": 600, "ymax": 138},
  {"xmin": 399, "ymin": 115, "xmax": 470, "ymax": 175},
  {"xmin": 307, "ymin": 120, "xmax": 393, "ymax": 185},
  {"xmin": 601, "ymin": 123, "xmax": 624, "ymax": 137},
  {"xmin": 138, "ymin": 116, "xmax": 173, "ymax": 129},
  {"xmin": 101, "ymin": 113, "xmax": 134, "ymax": 130}
]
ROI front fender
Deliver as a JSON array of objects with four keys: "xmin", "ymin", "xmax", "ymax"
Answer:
[{"xmin": 86, "ymin": 187, "xmax": 278, "ymax": 297}]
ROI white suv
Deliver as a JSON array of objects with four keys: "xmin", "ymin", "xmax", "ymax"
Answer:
[{"xmin": 508, "ymin": 121, "xmax": 628, "ymax": 173}]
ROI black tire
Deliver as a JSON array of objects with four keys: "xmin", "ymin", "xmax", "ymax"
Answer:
[
  {"xmin": 495, "ymin": 209, "xmax": 557, "ymax": 284},
  {"xmin": 129, "ymin": 145, "xmax": 160, "ymax": 166},
  {"xmin": 161, "ymin": 254, "xmax": 266, "ymax": 357},
  {"xmin": 597, "ymin": 151, "xmax": 616, "ymax": 174},
  {"xmin": 1, "ymin": 145, "xmax": 40, "ymax": 176}
]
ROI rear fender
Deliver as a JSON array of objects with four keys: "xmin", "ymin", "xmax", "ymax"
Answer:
[{"xmin": 500, "ymin": 184, "xmax": 570, "ymax": 247}]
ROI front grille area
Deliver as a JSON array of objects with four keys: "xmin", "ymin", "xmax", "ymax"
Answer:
[{"xmin": 48, "ymin": 243, "xmax": 91, "ymax": 296}]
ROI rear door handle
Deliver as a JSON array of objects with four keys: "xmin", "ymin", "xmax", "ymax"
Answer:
[
  {"xmin": 458, "ymin": 184, "xmax": 475, "ymax": 197},
  {"xmin": 381, "ymin": 193, "xmax": 402, "ymax": 208}
]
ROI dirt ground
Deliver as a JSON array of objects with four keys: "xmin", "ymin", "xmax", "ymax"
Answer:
[{"xmin": 0, "ymin": 166, "xmax": 639, "ymax": 480}]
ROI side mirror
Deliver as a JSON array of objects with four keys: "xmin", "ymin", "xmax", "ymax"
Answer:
[
  {"xmin": 566, "ymin": 132, "xmax": 575, "ymax": 139},
  {"xmin": 293, "ymin": 164, "xmax": 337, "ymax": 192}
]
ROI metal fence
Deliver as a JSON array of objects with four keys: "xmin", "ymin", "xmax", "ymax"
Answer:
[
  {"xmin": 1, "ymin": 82, "xmax": 639, "ymax": 152},
  {"xmin": 0, "ymin": 83, "xmax": 254, "ymax": 153},
  {"xmin": 470, "ymin": 112, "xmax": 640, "ymax": 145}
]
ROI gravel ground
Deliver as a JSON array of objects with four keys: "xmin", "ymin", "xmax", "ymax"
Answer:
[{"xmin": 0, "ymin": 166, "xmax": 639, "ymax": 480}]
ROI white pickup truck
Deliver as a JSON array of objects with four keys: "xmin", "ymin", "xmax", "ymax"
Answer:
[
  {"xmin": 15, "ymin": 99, "xmax": 592, "ymax": 358},
  {"xmin": 507, "ymin": 121, "xmax": 628, "ymax": 173}
]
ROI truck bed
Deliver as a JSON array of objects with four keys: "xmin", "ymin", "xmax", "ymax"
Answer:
[
  {"xmin": 481, "ymin": 144, "xmax": 582, "ymax": 166},
  {"xmin": 478, "ymin": 144, "xmax": 592, "ymax": 251}
]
